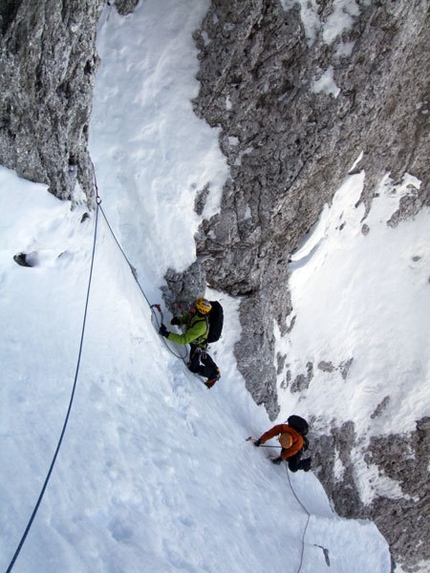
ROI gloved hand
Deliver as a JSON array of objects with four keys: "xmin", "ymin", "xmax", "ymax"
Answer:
[
  {"xmin": 271, "ymin": 457, "xmax": 282, "ymax": 465},
  {"xmin": 159, "ymin": 324, "xmax": 169, "ymax": 338},
  {"xmin": 170, "ymin": 317, "xmax": 180, "ymax": 326},
  {"xmin": 254, "ymin": 439, "xmax": 262, "ymax": 447}
]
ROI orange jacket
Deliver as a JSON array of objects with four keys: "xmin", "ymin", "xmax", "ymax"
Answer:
[{"xmin": 259, "ymin": 424, "xmax": 304, "ymax": 460}]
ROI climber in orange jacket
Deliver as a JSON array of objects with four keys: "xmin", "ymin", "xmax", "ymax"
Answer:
[{"xmin": 252, "ymin": 423, "xmax": 311, "ymax": 472}]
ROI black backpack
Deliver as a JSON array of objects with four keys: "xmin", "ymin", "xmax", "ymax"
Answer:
[
  {"xmin": 287, "ymin": 415, "xmax": 309, "ymax": 436},
  {"xmin": 207, "ymin": 300, "xmax": 224, "ymax": 343}
]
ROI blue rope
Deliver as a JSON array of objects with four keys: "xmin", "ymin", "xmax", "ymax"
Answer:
[
  {"xmin": 6, "ymin": 201, "xmax": 100, "ymax": 573},
  {"xmin": 6, "ymin": 170, "xmax": 187, "ymax": 571}
]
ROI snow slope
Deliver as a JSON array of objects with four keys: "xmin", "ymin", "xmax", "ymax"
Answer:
[
  {"xmin": 0, "ymin": 1, "xmax": 398, "ymax": 572},
  {"xmin": 0, "ymin": 167, "xmax": 389, "ymax": 573}
]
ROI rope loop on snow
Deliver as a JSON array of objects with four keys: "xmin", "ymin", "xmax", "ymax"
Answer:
[
  {"xmin": 150, "ymin": 304, "xmax": 188, "ymax": 361},
  {"xmin": 286, "ymin": 471, "xmax": 311, "ymax": 573},
  {"xmin": 5, "ymin": 192, "xmax": 101, "ymax": 573}
]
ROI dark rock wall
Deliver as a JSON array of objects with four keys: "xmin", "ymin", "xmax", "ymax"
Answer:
[
  {"xmin": 191, "ymin": 0, "xmax": 429, "ymax": 420},
  {"xmin": 365, "ymin": 417, "xmax": 430, "ymax": 569},
  {"xmin": 0, "ymin": 0, "xmax": 105, "ymax": 202},
  {"xmin": 311, "ymin": 417, "xmax": 430, "ymax": 570},
  {"xmin": 110, "ymin": 0, "xmax": 139, "ymax": 16},
  {"xmin": 189, "ymin": 1, "xmax": 429, "ymax": 570}
]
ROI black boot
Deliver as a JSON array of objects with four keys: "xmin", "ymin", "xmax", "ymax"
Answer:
[
  {"xmin": 298, "ymin": 458, "xmax": 312, "ymax": 472},
  {"xmin": 204, "ymin": 368, "xmax": 221, "ymax": 388}
]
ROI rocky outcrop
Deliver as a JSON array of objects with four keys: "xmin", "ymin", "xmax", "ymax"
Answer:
[
  {"xmin": 365, "ymin": 417, "xmax": 430, "ymax": 570},
  {"xmin": 187, "ymin": 0, "xmax": 429, "ymax": 570},
  {"xmin": 109, "ymin": 0, "xmax": 139, "ymax": 16},
  {"xmin": 0, "ymin": 0, "xmax": 105, "ymax": 203},
  {"xmin": 311, "ymin": 416, "xmax": 430, "ymax": 570},
  {"xmin": 191, "ymin": 0, "xmax": 429, "ymax": 419}
]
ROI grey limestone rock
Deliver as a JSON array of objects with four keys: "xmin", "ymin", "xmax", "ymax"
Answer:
[
  {"xmin": 161, "ymin": 261, "xmax": 207, "ymax": 315},
  {"xmin": 190, "ymin": 0, "xmax": 429, "ymax": 424},
  {"xmin": 111, "ymin": 0, "xmax": 139, "ymax": 16},
  {"xmin": 188, "ymin": 1, "xmax": 429, "ymax": 570},
  {"xmin": 191, "ymin": 0, "xmax": 429, "ymax": 423},
  {"xmin": 0, "ymin": 0, "xmax": 105, "ymax": 203},
  {"xmin": 311, "ymin": 417, "xmax": 430, "ymax": 570}
]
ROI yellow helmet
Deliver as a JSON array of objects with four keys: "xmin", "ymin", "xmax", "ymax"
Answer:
[{"xmin": 194, "ymin": 298, "xmax": 212, "ymax": 315}]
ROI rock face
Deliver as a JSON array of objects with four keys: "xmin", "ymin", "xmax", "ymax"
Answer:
[
  {"xmin": 187, "ymin": 0, "xmax": 429, "ymax": 571},
  {"xmin": 191, "ymin": 0, "xmax": 429, "ymax": 421},
  {"xmin": 0, "ymin": 0, "xmax": 105, "ymax": 202},
  {"xmin": 110, "ymin": 0, "xmax": 139, "ymax": 16},
  {"xmin": 311, "ymin": 416, "xmax": 430, "ymax": 571}
]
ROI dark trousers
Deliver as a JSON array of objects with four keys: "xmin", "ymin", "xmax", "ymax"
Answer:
[
  {"xmin": 287, "ymin": 454, "xmax": 302, "ymax": 472},
  {"xmin": 188, "ymin": 345, "xmax": 218, "ymax": 380},
  {"xmin": 287, "ymin": 453, "xmax": 311, "ymax": 472}
]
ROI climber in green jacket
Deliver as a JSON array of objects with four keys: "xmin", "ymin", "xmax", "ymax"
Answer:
[
  {"xmin": 162, "ymin": 299, "xmax": 210, "ymax": 346},
  {"xmin": 159, "ymin": 298, "xmax": 220, "ymax": 388}
]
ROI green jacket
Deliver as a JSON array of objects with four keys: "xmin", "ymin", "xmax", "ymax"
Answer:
[{"xmin": 167, "ymin": 312, "xmax": 209, "ymax": 347}]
